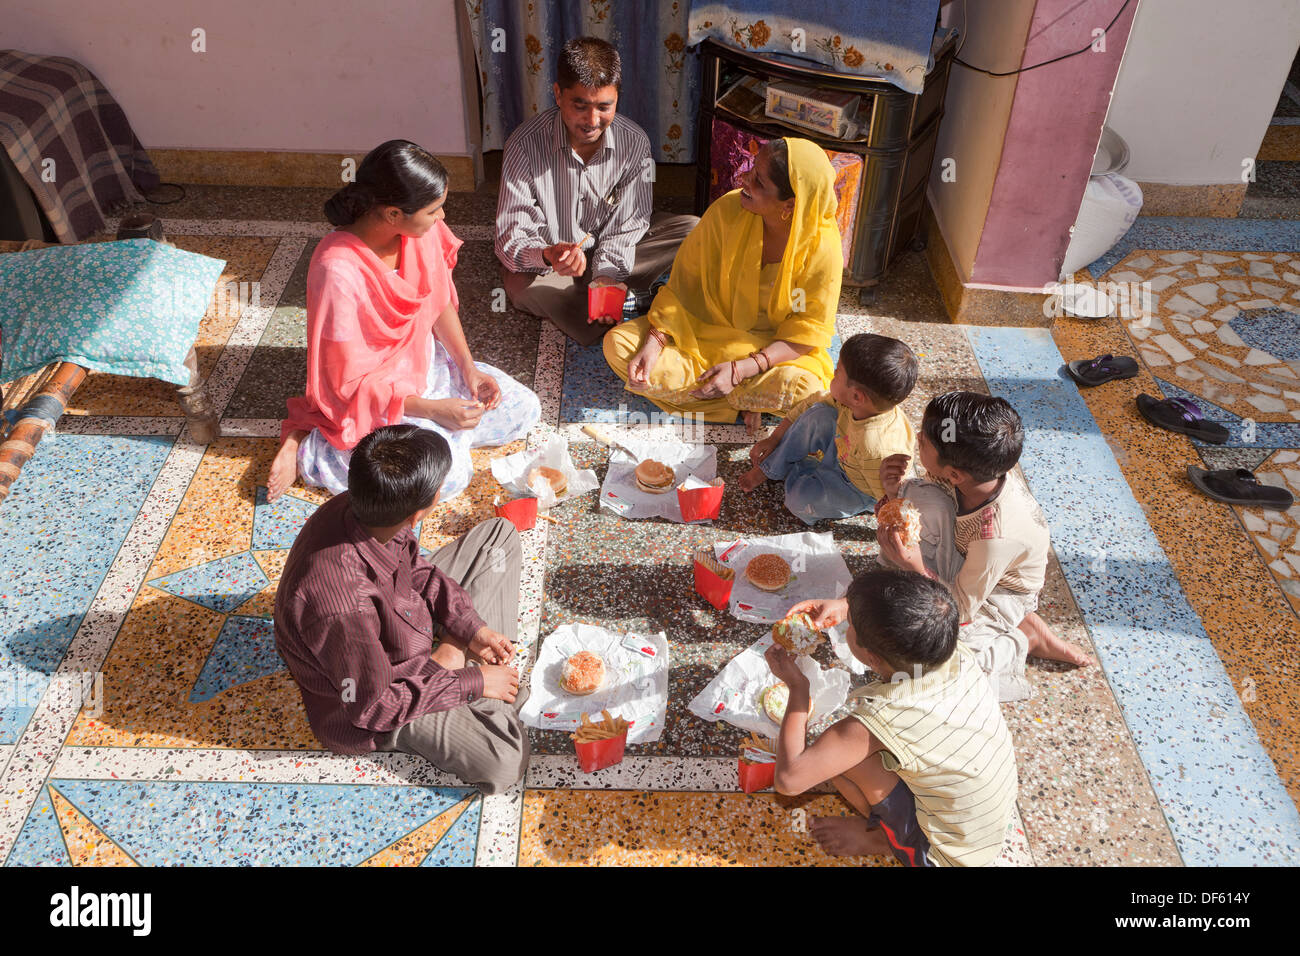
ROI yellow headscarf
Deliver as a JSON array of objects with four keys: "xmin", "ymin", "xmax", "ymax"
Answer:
[{"xmin": 648, "ymin": 137, "xmax": 843, "ymax": 385}]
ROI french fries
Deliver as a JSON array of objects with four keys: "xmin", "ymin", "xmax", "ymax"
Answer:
[
  {"xmin": 693, "ymin": 547, "xmax": 734, "ymax": 580},
  {"xmin": 741, "ymin": 731, "xmax": 776, "ymax": 764},
  {"xmin": 571, "ymin": 710, "xmax": 629, "ymax": 744}
]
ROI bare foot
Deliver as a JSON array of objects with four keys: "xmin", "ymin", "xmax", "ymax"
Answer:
[
  {"xmin": 742, "ymin": 411, "xmax": 762, "ymax": 435},
  {"xmin": 267, "ymin": 431, "xmax": 304, "ymax": 502},
  {"xmin": 809, "ymin": 815, "xmax": 891, "ymax": 857},
  {"xmin": 1020, "ymin": 610, "xmax": 1093, "ymax": 667},
  {"xmin": 737, "ymin": 465, "xmax": 768, "ymax": 492}
]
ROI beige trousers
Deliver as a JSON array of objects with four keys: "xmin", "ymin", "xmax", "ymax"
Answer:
[{"xmin": 376, "ymin": 517, "xmax": 530, "ymax": 794}]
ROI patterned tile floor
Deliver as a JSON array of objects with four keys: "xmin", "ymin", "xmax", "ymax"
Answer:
[{"xmin": 1, "ymin": 195, "xmax": 1298, "ymax": 866}]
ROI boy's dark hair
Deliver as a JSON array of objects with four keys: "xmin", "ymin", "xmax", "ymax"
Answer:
[
  {"xmin": 838, "ymin": 333, "xmax": 918, "ymax": 410},
  {"xmin": 324, "ymin": 140, "xmax": 447, "ymax": 227},
  {"xmin": 847, "ymin": 569, "xmax": 958, "ymax": 675},
  {"xmin": 348, "ymin": 425, "xmax": 451, "ymax": 527},
  {"xmin": 921, "ymin": 391, "xmax": 1024, "ymax": 483},
  {"xmin": 556, "ymin": 36, "xmax": 621, "ymax": 91}
]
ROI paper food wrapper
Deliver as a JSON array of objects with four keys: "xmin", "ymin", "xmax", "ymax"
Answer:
[
  {"xmin": 687, "ymin": 632, "xmax": 851, "ymax": 737},
  {"xmin": 490, "ymin": 434, "xmax": 599, "ymax": 509},
  {"xmin": 714, "ymin": 531, "xmax": 852, "ymax": 624},
  {"xmin": 599, "ymin": 438, "xmax": 719, "ymax": 522},
  {"xmin": 520, "ymin": 623, "xmax": 669, "ymax": 744}
]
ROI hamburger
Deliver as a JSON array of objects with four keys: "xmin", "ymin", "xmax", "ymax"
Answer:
[
  {"xmin": 528, "ymin": 465, "xmax": 567, "ymax": 497},
  {"xmin": 560, "ymin": 651, "xmax": 605, "ymax": 696},
  {"xmin": 759, "ymin": 682, "xmax": 814, "ymax": 724},
  {"xmin": 633, "ymin": 459, "xmax": 675, "ymax": 494},
  {"xmin": 744, "ymin": 553, "xmax": 790, "ymax": 592},
  {"xmin": 876, "ymin": 497, "xmax": 922, "ymax": 548},
  {"xmin": 771, "ymin": 611, "xmax": 826, "ymax": 656}
]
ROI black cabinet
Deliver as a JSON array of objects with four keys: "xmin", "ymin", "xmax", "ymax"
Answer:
[{"xmin": 694, "ymin": 31, "xmax": 957, "ymax": 302}]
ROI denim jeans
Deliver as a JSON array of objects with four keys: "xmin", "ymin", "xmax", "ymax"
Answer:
[{"xmin": 760, "ymin": 402, "xmax": 875, "ymax": 525}]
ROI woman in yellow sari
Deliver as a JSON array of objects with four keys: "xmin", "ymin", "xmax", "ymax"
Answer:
[{"xmin": 603, "ymin": 137, "xmax": 841, "ymax": 429}]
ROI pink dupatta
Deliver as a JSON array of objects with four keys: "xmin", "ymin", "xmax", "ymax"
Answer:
[{"xmin": 282, "ymin": 220, "xmax": 463, "ymax": 449}]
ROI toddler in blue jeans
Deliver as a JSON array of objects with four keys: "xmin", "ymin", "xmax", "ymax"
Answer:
[{"xmin": 739, "ymin": 333, "xmax": 918, "ymax": 525}]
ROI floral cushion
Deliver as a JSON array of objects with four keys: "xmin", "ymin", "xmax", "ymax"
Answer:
[{"xmin": 0, "ymin": 239, "xmax": 226, "ymax": 386}]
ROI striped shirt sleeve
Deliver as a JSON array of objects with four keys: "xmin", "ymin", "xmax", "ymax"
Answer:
[
  {"xmin": 495, "ymin": 133, "xmax": 551, "ymax": 274},
  {"xmin": 307, "ymin": 607, "xmax": 484, "ymax": 732},
  {"xmin": 589, "ymin": 130, "xmax": 653, "ymax": 280}
]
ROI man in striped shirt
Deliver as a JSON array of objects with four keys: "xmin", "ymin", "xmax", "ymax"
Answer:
[
  {"xmin": 766, "ymin": 569, "xmax": 1019, "ymax": 867},
  {"xmin": 274, "ymin": 425, "xmax": 529, "ymax": 794},
  {"xmin": 495, "ymin": 36, "xmax": 698, "ymax": 346}
]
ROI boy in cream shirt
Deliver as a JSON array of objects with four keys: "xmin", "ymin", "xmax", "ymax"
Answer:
[
  {"xmin": 739, "ymin": 333, "xmax": 917, "ymax": 524},
  {"xmin": 768, "ymin": 569, "xmax": 1018, "ymax": 867},
  {"xmin": 877, "ymin": 391, "xmax": 1092, "ymax": 702}
]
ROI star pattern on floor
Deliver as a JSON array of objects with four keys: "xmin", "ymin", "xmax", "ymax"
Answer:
[{"xmin": 7, "ymin": 781, "xmax": 480, "ymax": 867}]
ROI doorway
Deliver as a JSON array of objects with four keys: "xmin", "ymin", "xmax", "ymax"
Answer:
[{"xmin": 1243, "ymin": 44, "xmax": 1300, "ymax": 218}]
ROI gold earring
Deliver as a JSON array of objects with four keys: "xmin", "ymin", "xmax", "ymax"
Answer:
[{"xmin": 781, "ymin": 209, "xmax": 792, "ymax": 222}]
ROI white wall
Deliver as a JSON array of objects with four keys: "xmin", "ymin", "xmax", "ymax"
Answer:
[
  {"xmin": 1106, "ymin": 0, "xmax": 1300, "ymax": 184},
  {"xmin": 2, "ymin": 0, "xmax": 471, "ymax": 155}
]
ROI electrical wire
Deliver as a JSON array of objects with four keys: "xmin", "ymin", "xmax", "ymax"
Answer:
[{"xmin": 953, "ymin": 0, "xmax": 1134, "ymax": 77}]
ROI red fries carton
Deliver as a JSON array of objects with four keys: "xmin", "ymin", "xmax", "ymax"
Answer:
[
  {"xmin": 677, "ymin": 478, "xmax": 724, "ymax": 522},
  {"xmin": 575, "ymin": 733, "xmax": 627, "ymax": 773},
  {"xmin": 692, "ymin": 547, "xmax": 734, "ymax": 610},
  {"xmin": 587, "ymin": 284, "xmax": 627, "ymax": 323},
  {"xmin": 494, "ymin": 495, "xmax": 538, "ymax": 532},
  {"xmin": 738, "ymin": 756, "xmax": 776, "ymax": 793},
  {"xmin": 573, "ymin": 713, "xmax": 629, "ymax": 774}
]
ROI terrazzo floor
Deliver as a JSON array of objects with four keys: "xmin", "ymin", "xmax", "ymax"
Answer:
[{"xmin": 1, "ymin": 187, "xmax": 1297, "ymax": 867}]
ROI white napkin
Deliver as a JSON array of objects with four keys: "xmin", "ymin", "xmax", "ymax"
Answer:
[
  {"xmin": 520, "ymin": 623, "xmax": 670, "ymax": 744},
  {"xmin": 490, "ymin": 434, "xmax": 599, "ymax": 509},
  {"xmin": 599, "ymin": 438, "xmax": 718, "ymax": 522},
  {"xmin": 687, "ymin": 632, "xmax": 851, "ymax": 736},
  {"xmin": 714, "ymin": 531, "xmax": 852, "ymax": 624}
]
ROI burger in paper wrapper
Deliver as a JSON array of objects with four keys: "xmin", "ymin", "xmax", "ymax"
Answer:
[
  {"xmin": 771, "ymin": 611, "xmax": 826, "ymax": 656},
  {"xmin": 744, "ymin": 553, "xmax": 791, "ymax": 592},
  {"xmin": 759, "ymin": 682, "xmax": 814, "ymax": 723},
  {"xmin": 560, "ymin": 651, "xmax": 605, "ymax": 695},
  {"xmin": 528, "ymin": 465, "xmax": 568, "ymax": 497},
  {"xmin": 876, "ymin": 497, "xmax": 922, "ymax": 548},
  {"xmin": 633, "ymin": 459, "xmax": 675, "ymax": 494}
]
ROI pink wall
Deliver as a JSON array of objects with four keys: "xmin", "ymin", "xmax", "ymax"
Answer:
[
  {"xmin": 2, "ymin": 0, "xmax": 471, "ymax": 155},
  {"xmin": 970, "ymin": 0, "xmax": 1137, "ymax": 288}
]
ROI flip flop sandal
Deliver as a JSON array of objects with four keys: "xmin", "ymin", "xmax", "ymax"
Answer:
[
  {"xmin": 1066, "ymin": 353, "xmax": 1139, "ymax": 387},
  {"xmin": 1187, "ymin": 466, "xmax": 1295, "ymax": 509},
  {"xmin": 1135, "ymin": 394, "xmax": 1230, "ymax": 444}
]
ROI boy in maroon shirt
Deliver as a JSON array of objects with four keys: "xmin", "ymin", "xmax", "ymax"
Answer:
[{"xmin": 275, "ymin": 424, "xmax": 528, "ymax": 793}]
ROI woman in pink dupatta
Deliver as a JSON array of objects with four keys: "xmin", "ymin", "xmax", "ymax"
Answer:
[{"xmin": 268, "ymin": 141, "xmax": 539, "ymax": 501}]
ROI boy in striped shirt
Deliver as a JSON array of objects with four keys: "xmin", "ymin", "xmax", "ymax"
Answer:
[{"xmin": 767, "ymin": 569, "xmax": 1018, "ymax": 866}]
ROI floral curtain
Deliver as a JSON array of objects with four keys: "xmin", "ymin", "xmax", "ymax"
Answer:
[
  {"xmin": 464, "ymin": 0, "xmax": 701, "ymax": 161},
  {"xmin": 687, "ymin": 0, "xmax": 941, "ymax": 94}
]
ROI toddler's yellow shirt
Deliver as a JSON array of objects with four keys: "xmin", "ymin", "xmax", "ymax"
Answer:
[{"xmin": 784, "ymin": 392, "xmax": 915, "ymax": 499}]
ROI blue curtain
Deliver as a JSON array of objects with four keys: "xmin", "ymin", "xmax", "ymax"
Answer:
[{"xmin": 464, "ymin": 0, "xmax": 702, "ymax": 162}]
